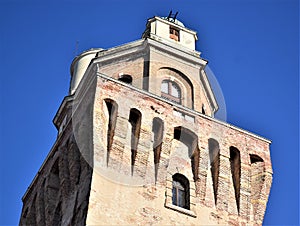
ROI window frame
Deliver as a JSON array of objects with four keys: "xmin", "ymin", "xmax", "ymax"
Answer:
[
  {"xmin": 172, "ymin": 181, "xmax": 186, "ymax": 208},
  {"xmin": 172, "ymin": 173, "xmax": 190, "ymax": 210},
  {"xmin": 161, "ymin": 80, "xmax": 182, "ymax": 104},
  {"xmin": 170, "ymin": 26, "xmax": 180, "ymax": 41}
]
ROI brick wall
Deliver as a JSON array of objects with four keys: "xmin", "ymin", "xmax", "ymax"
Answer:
[
  {"xmin": 20, "ymin": 38, "xmax": 272, "ymax": 225},
  {"xmin": 87, "ymin": 76, "xmax": 272, "ymax": 225}
]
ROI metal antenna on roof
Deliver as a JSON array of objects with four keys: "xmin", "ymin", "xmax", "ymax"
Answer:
[
  {"xmin": 167, "ymin": 10, "xmax": 172, "ymax": 20},
  {"xmin": 167, "ymin": 10, "xmax": 179, "ymax": 22},
  {"xmin": 173, "ymin": 12, "xmax": 178, "ymax": 21}
]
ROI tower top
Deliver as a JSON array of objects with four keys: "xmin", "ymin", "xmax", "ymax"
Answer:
[
  {"xmin": 142, "ymin": 15, "xmax": 198, "ymax": 51},
  {"xmin": 162, "ymin": 16, "xmax": 185, "ymax": 27},
  {"xmin": 163, "ymin": 10, "xmax": 184, "ymax": 27}
]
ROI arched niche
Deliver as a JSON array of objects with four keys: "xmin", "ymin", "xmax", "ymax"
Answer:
[{"xmin": 157, "ymin": 67, "xmax": 194, "ymax": 109}]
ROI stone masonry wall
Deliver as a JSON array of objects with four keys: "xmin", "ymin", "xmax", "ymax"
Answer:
[
  {"xmin": 87, "ymin": 76, "xmax": 272, "ymax": 225},
  {"xmin": 19, "ymin": 73, "xmax": 97, "ymax": 226},
  {"xmin": 20, "ymin": 42, "xmax": 272, "ymax": 225},
  {"xmin": 19, "ymin": 131, "xmax": 93, "ymax": 226}
]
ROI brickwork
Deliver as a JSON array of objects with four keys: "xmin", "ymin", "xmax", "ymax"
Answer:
[
  {"xmin": 20, "ymin": 16, "xmax": 272, "ymax": 226},
  {"xmin": 87, "ymin": 75, "xmax": 272, "ymax": 225},
  {"xmin": 20, "ymin": 72, "xmax": 272, "ymax": 225},
  {"xmin": 19, "ymin": 134, "xmax": 93, "ymax": 225},
  {"xmin": 19, "ymin": 74, "xmax": 96, "ymax": 225}
]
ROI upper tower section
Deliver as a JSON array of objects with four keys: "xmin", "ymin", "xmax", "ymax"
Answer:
[
  {"xmin": 68, "ymin": 14, "xmax": 218, "ymax": 117},
  {"xmin": 142, "ymin": 13, "xmax": 198, "ymax": 51}
]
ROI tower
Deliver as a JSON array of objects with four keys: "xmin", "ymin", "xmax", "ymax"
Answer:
[{"xmin": 20, "ymin": 15, "xmax": 273, "ymax": 225}]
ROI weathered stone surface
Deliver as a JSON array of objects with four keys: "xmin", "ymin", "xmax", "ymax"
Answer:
[{"xmin": 20, "ymin": 16, "xmax": 272, "ymax": 226}]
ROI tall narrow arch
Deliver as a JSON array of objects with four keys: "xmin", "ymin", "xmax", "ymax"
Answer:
[
  {"xmin": 230, "ymin": 146, "xmax": 241, "ymax": 213},
  {"xmin": 208, "ymin": 138, "xmax": 220, "ymax": 205},
  {"xmin": 104, "ymin": 99, "xmax": 118, "ymax": 165},
  {"xmin": 152, "ymin": 117, "xmax": 164, "ymax": 183},
  {"xmin": 249, "ymin": 154, "xmax": 265, "ymax": 217},
  {"xmin": 172, "ymin": 173, "xmax": 190, "ymax": 210},
  {"xmin": 49, "ymin": 159, "xmax": 60, "ymax": 189},
  {"xmin": 27, "ymin": 195, "xmax": 37, "ymax": 225},
  {"xmin": 52, "ymin": 202, "xmax": 62, "ymax": 226},
  {"xmin": 174, "ymin": 126, "xmax": 199, "ymax": 181},
  {"xmin": 129, "ymin": 108, "xmax": 142, "ymax": 175},
  {"xmin": 67, "ymin": 136, "xmax": 81, "ymax": 189},
  {"xmin": 45, "ymin": 159, "xmax": 60, "ymax": 225}
]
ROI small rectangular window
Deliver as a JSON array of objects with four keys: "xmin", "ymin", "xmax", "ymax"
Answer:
[{"xmin": 170, "ymin": 27, "xmax": 180, "ymax": 42}]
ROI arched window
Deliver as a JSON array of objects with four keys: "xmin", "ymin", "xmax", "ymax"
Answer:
[
  {"xmin": 118, "ymin": 74, "xmax": 132, "ymax": 84},
  {"xmin": 161, "ymin": 80, "xmax": 181, "ymax": 104},
  {"xmin": 172, "ymin": 173, "xmax": 190, "ymax": 210}
]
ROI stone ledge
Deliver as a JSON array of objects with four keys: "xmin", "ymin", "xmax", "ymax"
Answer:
[{"xmin": 165, "ymin": 203, "xmax": 197, "ymax": 218}]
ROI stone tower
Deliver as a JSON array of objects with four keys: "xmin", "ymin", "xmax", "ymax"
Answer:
[{"xmin": 19, "ymin": 15, "xmax": 273, "ymax": 225}]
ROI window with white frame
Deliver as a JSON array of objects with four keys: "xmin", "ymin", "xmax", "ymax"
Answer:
[
  {"xmin": 172, "ymin": 173, "xmax": 190, "ymax": 210},
  {"xmin": 161, "ymin": 80, "xmax": 181, "ymax": 104}
]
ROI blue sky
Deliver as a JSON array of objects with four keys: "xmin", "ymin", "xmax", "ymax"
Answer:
[{"xmin": 0, "ymin": 0, "xmax": 298, "ymax": 225}]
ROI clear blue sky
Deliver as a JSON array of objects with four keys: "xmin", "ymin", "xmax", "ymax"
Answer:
[{"xmin": 0, "ymin": 0, "xmax": 298, "ymax": 225}]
